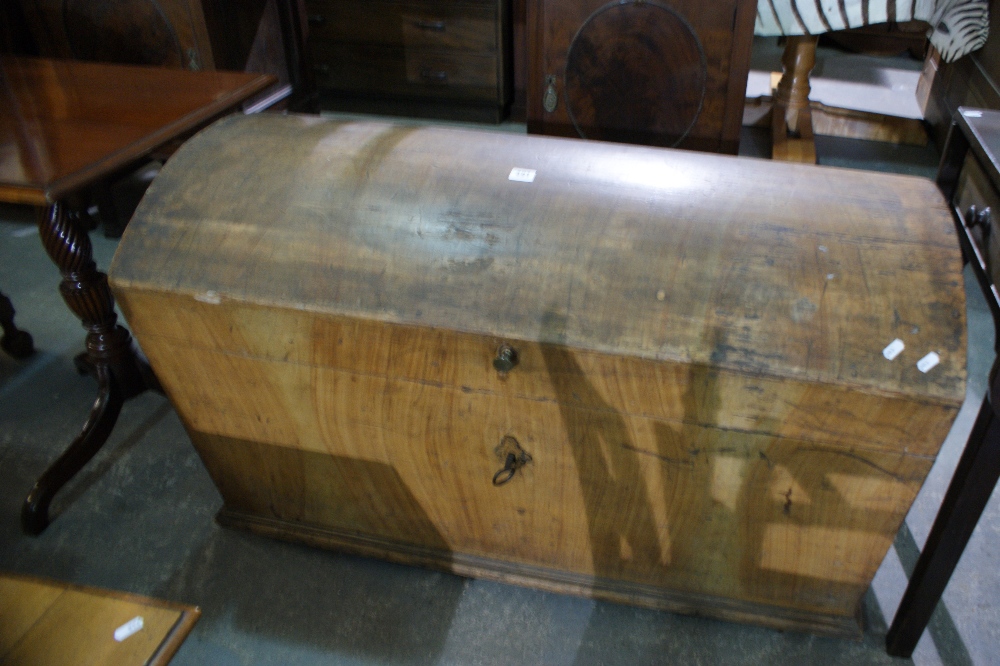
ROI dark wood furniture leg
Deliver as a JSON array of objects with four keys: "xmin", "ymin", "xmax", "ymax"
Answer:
[
  {"xmin": 886, "ymin": 116, "xmax": 998, "ymax": 657},
  {"xmin": 885, "ymin": 380, "xmax": 1000, "ymax": 656},
  {"xmin": 0, "ymin": 289, "xmax": 34, "ymax": 358},
  {"xmin": 21, "ymin": 202, "xmax": 159, "ymax": 535}
]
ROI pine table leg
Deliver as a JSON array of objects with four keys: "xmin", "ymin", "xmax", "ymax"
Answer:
[{"xmin": 772, "ymin": 35, "xmax": 818, "ymax": 164}]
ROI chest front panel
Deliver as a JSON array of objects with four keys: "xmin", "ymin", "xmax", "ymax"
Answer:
[{"xmin": 110, "ymin": 114, "xmax": 966, "ymax": 637}]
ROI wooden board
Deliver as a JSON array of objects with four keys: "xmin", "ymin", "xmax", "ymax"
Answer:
[
  {"xmin": 109, "ymin": 113, "xmax": 966, "ymax": 636},
  {"xmin": 0, "ymin": 573, "xmax": 199, "ymax": 665}
]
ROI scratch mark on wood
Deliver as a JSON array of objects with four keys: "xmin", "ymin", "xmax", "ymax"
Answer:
[
  {"xmin": 621, "ymin": 443, "xmax": 694, "ymax": 467},
  {"xmin": 758, "ymin": 450, "xmax": 775, "ymax": 469},
  {"xmin": 805, "ymin": 447, "xmax": 910, "ymax": 482}
]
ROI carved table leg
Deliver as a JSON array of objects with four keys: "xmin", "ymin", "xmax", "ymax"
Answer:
[
  {"xmin": 0, "ymin": 290, "xmax": 34, "ymax": 359},
  {"xmin": 21, "ymin": 202, "xmax": 157, "ymax": 535},
  {"xmin": 772, "ymin": 35, "xmax": 818, "ymax": 164}
]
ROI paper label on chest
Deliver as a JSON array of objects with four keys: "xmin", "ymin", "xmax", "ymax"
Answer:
[{"xmin": 109, "ymin": 114, "xmax": 966, "ymax": 637}]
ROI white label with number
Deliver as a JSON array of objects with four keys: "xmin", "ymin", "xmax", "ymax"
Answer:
[
  {"xmin": 508, "ymin": 168, "xmax": 536, "ymax": 183},
  {"xmin": 917, "ymin": 352, "xmax": 941, "ymax": 373}
]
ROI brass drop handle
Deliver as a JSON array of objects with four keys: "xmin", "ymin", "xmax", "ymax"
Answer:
[{"xmin": 493, "ymin": 344, "xmax": 519, "ymax": 373}]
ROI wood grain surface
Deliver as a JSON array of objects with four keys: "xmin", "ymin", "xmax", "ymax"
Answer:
[
  {"xmin": 112, "ymin": 114, "xmax": 966, "ymax": 401},
  {"xmin": 110, "ymin": 113, "xmax": 966, "ymax": 634},
  {"xmin": 0, "ymin": 56, "xmax": 275, "ymax": 203},
  {"xmin": 0, "ymin": 573, "xmax": 199, "ymax": 666}
]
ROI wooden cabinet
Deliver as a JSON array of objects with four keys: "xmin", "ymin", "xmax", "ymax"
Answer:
[
  {"xmin": 110, "ymin": 114, "xmax": 967, "ymax": 637},
  {"xmin": 305, "ymin": 0, "xmax": 511, "ymax": 122},
  {"xmin": 527, "ymin": 0, "xmax": 756, "ymax": 153}
]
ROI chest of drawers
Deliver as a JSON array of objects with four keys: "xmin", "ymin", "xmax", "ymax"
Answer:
[
  {"xmin": 109, "ymin": 113, "xmax": 966, "ymax": 637},
  {"xmin": 306, "ymin": 0, "xmax": 510, "ymax": 121}
]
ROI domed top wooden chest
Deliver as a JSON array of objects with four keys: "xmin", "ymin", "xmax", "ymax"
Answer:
[{"xmin": 109, "ymin": 113, "xmax": 966, "ymax": 637}]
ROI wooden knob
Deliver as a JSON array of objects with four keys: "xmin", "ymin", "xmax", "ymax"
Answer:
[
  {"xmin": 493, "ymin": 344, "xmax": 519, "ymax": 373},
  {"xmin": 967, "ymin": 205, "xmax": 991, "ymax": 232}
]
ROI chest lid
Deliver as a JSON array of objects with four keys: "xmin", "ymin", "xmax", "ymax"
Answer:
[{"xmin": 110, "ymin": 113, "xmax": 966, "ymax": 405}]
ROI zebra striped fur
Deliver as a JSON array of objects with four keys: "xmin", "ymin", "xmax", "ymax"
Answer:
[{"xmin": 754, "ymin": 0, "xmax": 988, "ymax": 62}]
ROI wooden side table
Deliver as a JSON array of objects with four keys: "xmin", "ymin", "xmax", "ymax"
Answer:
[
  {"xmin": 0, "ymin": 56, "xmax": 275, "ymax": 534},
  {"xmin": 885, "ymin": 106, "xmax": 1000, "ymax": 656}
]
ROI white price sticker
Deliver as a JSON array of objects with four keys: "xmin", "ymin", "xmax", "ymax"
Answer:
[
  {"xmin": 917, "ymin": 352, "xmax": 941, "ymax": 373},
  {"xmin": 882, "ymin": 339, "xmax": 905, "ymax": 361},
  {"xmin": 114, "ymin": 616, "xmax": 144, "ymax": 642},
  {"xmin": 508, "ymin": 168, "xmax": 536, "ymax": 183}
]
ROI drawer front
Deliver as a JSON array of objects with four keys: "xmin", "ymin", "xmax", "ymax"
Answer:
[
  {"xmin": 311, "ymin": 44, "xmax": 498, "ymax": 101},
  {"xmin": 954, "ymin": 152, "xmax": 1000, "ymax": 288},
  {"xmin": 306, "ymin": 0, "xmax": 497, "ymax": 52}
]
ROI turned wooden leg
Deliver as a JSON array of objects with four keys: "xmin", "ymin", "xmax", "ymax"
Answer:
[
  {"xmin": 772, "ymin": 35, "xmax": 818, "ymax": 163},
  {"xmin": 21, "ymin": 202, "xmax": 156, "ymax": 534},
  {"xmin": 0, "ymin": 290, "xmax": 34, "ymax": 359}
]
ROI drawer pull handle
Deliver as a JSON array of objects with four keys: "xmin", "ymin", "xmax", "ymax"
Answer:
[
  {"xmin": 414, "ymin": 19, "xmax": 446, "ymax": 31},
  {"xmin": 493, "ymin": 344, "xmax": 519, "ymax": 373},
  {"xmin": 420, "ymin": 69, "xmax": 449, "ymax": 84},
  {"xmin": 308, "ymin": 14, "xmax": 326, "ymax": 26},
  {"xmin": 543, "ymin": 74, "xmax": 558, "ymax": 113},
  {"xmin": 493, "ymin": 453, "xmax": 519, "ymax": 486},
  {"xmin": 966, "ymin": 205, "xmax": 992, "ymax": 239},
  {"xmin": 492, "ymin": 436, "xmax": 531, "ymax": 486}
]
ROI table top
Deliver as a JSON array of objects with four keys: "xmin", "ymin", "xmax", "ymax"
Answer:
[
  {"xmin": 957, "ymin": 107, "xmax": 1000, "ymax": 189},
  {"xmin": 0, "ymin": 56, "xmax": 275, "ymax": 205}
]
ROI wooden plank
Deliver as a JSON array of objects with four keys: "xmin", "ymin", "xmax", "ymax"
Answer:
[
  {"xmin": 0, "ymin": 573, "xmax": 199, "ymax": 666},
  {"xmin": 0, "ymin": 577, "xmax": 62, "ymax": 656}
]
